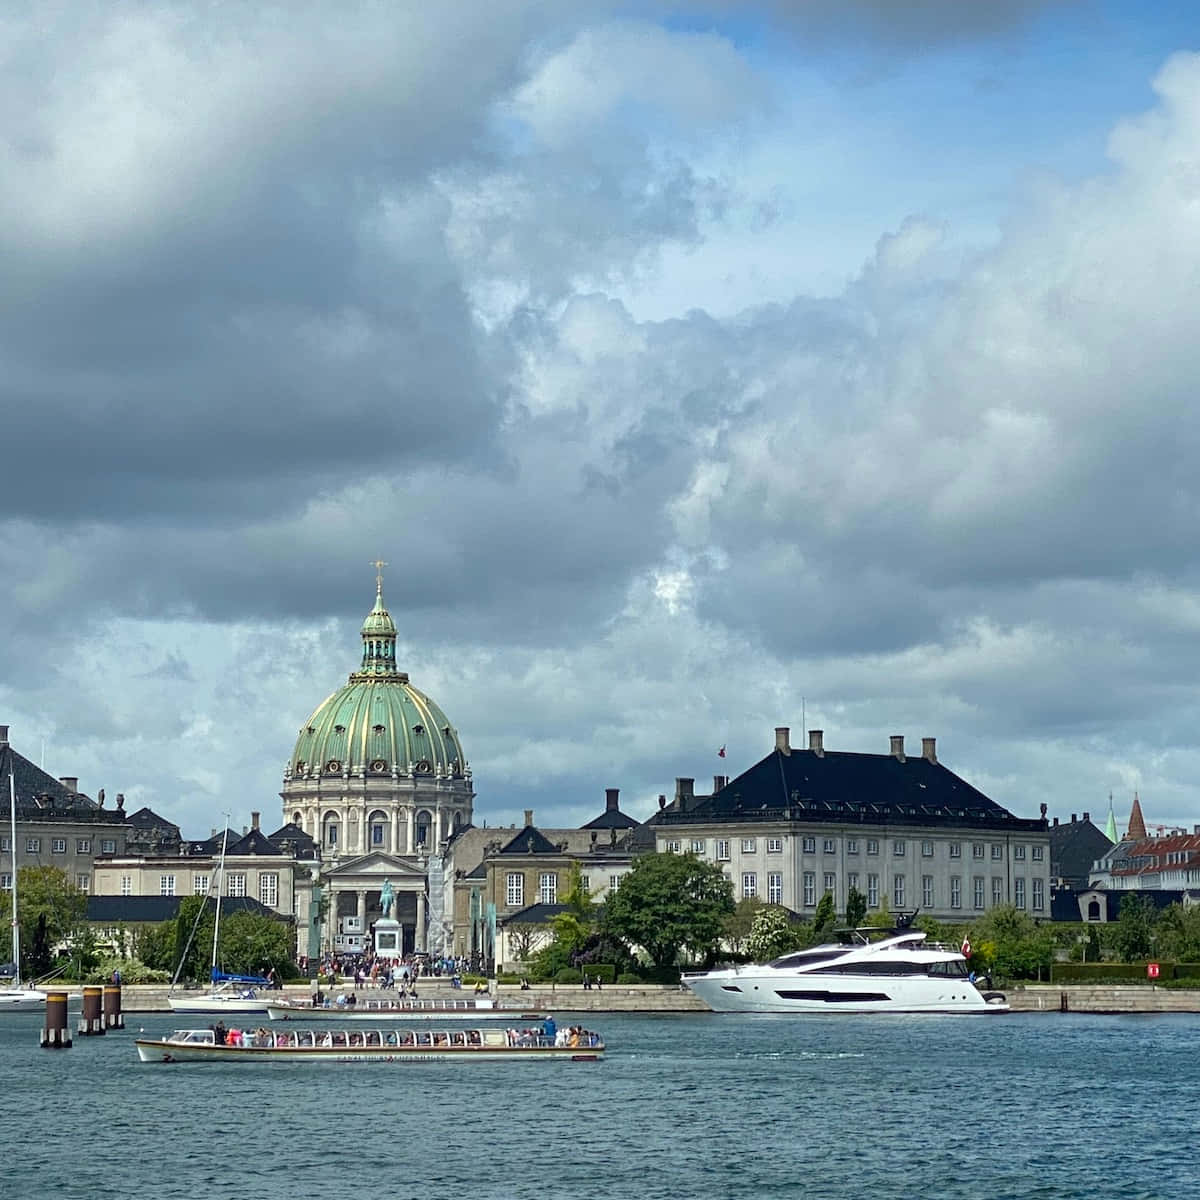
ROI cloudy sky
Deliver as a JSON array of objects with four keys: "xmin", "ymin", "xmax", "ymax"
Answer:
[{"xmin": 4, "ymin": 0, "xmax": 1200, "ymax": 840}]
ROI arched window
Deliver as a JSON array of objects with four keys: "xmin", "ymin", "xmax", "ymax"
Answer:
[
  {"xmin": 1087, "ymin": 899, "xmax": 1101, "ymax": 922},
  {"xmin": 369, "ymin": 810, "xmax": 389, "ymax": 848},
  {"xmin": 323, "ymin": 811, "xmax": 340, "ymax": 849},
  {"xmin": 415, "ymin": 810, "xmax": 431, "ymax": 849}
]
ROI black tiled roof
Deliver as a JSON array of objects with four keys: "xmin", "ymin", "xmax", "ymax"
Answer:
[
  {"xmin": 656, "ymin": 747, "xmax": 1044, "ymax": 832},
  {"xmin": 497, "ymin": 902, "xmax": 568, "ymax": 926},
  {"xmin": 0, "ymin": 742, "xmax": 123, "ymax": 824},
  {"xmin": 227, "ymin": 829, "xmax": 281, "ymax": 856},
  {"xmin": 497, "ymin": 826, "xmax": 562, "ymax": 856},
  {"xmin": 1049, "ymin": 818, "xmax": 1113, "ymax": 889},
  {"xmin": 267, "ymin": 822, "xmax": 318, "ymax": 859},
  {"xmin": 581, "ymin": 809, "xmax": 639, "ymax": 831},
  {"xmin": 86, "ymin": 895, "xmax": 285, "ymax": 923}
]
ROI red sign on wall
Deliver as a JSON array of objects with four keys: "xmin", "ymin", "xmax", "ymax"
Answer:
[{"xmin": 1147, "ymin": 962, "xmax": 1160, "ymax": 979}]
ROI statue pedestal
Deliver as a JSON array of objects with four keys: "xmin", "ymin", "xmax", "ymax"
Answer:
[{"xmin": 373, "ymin": 917, "xmax": 402, "ymax": 961}]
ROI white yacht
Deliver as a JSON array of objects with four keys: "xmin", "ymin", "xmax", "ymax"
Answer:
[{"xmin": 682, "ymin": 921, "xmax": 1008, "ymax": 1014}]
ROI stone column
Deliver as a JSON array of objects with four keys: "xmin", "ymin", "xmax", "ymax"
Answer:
[
  {"xmin": 416, "ymin": 891, "xmax": 426, "ymax": 952},
  {"xmin": 406, "ymin": 808, "xmax": 415, "ymax": 855},
  {"xmin": 434, "ymin": 808, "xmax": 443, "ymax": 848},
  {"xmin": 357, "ymin": 890, "xmax": 367, "ymax": 949}
]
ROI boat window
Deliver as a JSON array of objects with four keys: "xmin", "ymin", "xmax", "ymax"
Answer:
[
  {"xmin": 927, "ymin": 960, "xmax": 969, "ymax": 978},
  {"xmin": 768, "ymin": 949, "xmax": 850, "ymax": 969}
]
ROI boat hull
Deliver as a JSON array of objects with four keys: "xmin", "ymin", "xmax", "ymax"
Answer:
[
  {"xmin": 0, "ymin": 988, "xmax": 47, "ymax": 1011},
  {"xmin": 167, "ymin": 994, "xmax": 271, "ymax": 1014},
  {"xmin": 136, "ymin": 1032, "xmax": 603, "ymax": 1063},
  {"xmin": 683, "ymin": 970, "xmax": 1007, "ymax": 1014}
]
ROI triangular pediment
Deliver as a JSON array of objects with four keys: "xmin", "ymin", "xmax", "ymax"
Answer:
[{"xmin": 327, "ymin": 853, "xmax": 426, "ymax": 882}]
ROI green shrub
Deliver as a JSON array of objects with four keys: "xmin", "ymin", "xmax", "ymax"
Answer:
[
  {"xmin": 497, "ymin": 973, "xmax": 523, "ymax": 985},
  {"xmin": 1050, "ymin": 962, "xmax": 1158, "ymax": 983},
  {"xmin": 616, "ymin": 973, "xmax": 642, "ymax": 984},
  {"xmin": 554, "ymin": 968, "xmax": 582, "ymax": 984},
  {"xmin": 586, "ymin": 963, "xmax": 616, "ymax": 984}
]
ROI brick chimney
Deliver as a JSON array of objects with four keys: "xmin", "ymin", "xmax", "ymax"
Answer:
[
  {"xmin": 921, "ymin": 737, "xmax": 937, "ymax": 763},
  {"xmin": 775, "ymin": 727, "xmax": 791, "ymax": 755},
  {"xmin": 59, "ymin": 777, "xmax": 78, "ymax": 792},
  {"xmin": 251, "ymin": 811, "xmax": 261, "ymax": 831},
  {"xmin": 889, "ymin": 735, "xmax": 905, "ymax": 762},
  {"xmin": 523, "ymin": 809, "xmax": 534, "ymax": 827},
  {"xmin": 809, "ymin": 729, "xmax": 824, "ymax": 757},
  {"xmin": 675, "ymin": 778, "xmax": 695, "ymax": 813},
  {"xmin": 605, "ymin": 788, "xmax": 619, "ymax": 813},
  {"xmin": 713, "ymin": 776, "xmax": 727, "ymax": 793},
  {"xmin": 0, "ymin": 725, "xmax": 8, "ymax": 746}
]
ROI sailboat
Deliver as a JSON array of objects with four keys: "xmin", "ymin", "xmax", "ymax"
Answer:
[
  {"xmin": 167, "ymin": 825, "xmax": 270, "ymax": 1014},
  {"xmin": 1, "ymin": 770, "xmax": 47, "ymax": 1011}
]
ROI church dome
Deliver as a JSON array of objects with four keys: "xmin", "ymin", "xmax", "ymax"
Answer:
[{"xmin": 288, "ymin": 572, "xmax": 468, "ymax": 783}]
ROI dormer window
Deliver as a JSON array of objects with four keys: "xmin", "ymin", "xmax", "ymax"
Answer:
[
  {"xmin": 413, "ymin": 724, "xmax": 424, "ymax": 735},
  {"xmin": 373, "ymin": 724, "xmax": 385, "ymax": 734}
]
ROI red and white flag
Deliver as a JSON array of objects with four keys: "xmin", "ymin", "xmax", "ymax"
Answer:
[
  {"xmin": 718, "ymin": 745, "xmax": 726, "ymax": 758},
  {"xmin": 960, "ymin": 938, "xmax": 972, "ymax": 958}
]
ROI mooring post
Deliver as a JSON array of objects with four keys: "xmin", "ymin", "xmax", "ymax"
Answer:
[
  {"xmin": 103, "ymin": 981, "xmax": 124, "ymax": 1030},
  {"xmin": 78, "ymin": 984, "xmax": 105, "ymax": 1036},
  {"xmin": 40, "ymin": 990, "xmax": 73, "ymax": 1049}
]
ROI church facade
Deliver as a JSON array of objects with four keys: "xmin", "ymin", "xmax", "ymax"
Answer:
[{"xmin": 279, "ymin": 568, "xmax": 474, "ymax": 958}]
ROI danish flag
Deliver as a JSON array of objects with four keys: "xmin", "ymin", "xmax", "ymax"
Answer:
[
  {"xmin": 718, "ymin": 746, "xmax": 726, "ymax": 758},
  {"xmin": 961, "ymin": 938, "xmax": 972, "ymax": 958}
]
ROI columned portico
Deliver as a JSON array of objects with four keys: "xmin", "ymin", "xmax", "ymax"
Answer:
[{"xmin": 322, "ymin": 852, "xmax": 428, "ymax": 958}]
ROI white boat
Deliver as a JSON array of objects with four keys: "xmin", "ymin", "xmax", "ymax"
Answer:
[
  {"xmin": 682, "ymin": 919, "xmax": 1009, "ymax": 1014},
  {"xmin": 1, "ymin": 771, "xmax": 46, "ymax": 1012},
  {"xmin": 166, "ymin": 824, "xmax": 270, "ymax": 1015},
  {"xmin": 136, "ymin": 1024, "xmax": 605, "ymax": 1063},
  {"xmin": 265, "ymin": 995, "xmax": 507, "ymax": 1021}
]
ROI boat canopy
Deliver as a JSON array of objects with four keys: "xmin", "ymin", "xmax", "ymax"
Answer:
[{"xmin": 212, "ymin": 970, "xmax": 270, "ymax": 985}]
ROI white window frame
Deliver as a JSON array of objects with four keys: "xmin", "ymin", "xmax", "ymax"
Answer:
[
  {"xmin": 741, "ymin": 838, "xmax": 756, "ymax": 854},
  {"xmin": 120, "ymin": 875, "xmax": 132, "ymax": 896},
  {"xmin": 666, "ymin": 840, "xmax": 682, "ymax": 854},
  {"xmin": 506, "ymin": 872, "xmax": 524, "ymax": 907},
  {"xmin": 973, "ymin": 876, "xmax": 985, "ymax": 909},
  {"xmin": 260, "ymin": 872, "xmax": 279, "ymax": 908},
  {"xmin": 1032, "ymin": 877, "xmax": 1044, "ymax": 911},
  {"xmin": 767, "ymin": 837, "xmax": 782, "ymax": 854},
  {"xmin": 823, "ymin": 838, "xmax": 836, "ymax": 854},
  {"xmin": 101, "ymin": 839, "xmax": 116, "ymax": 854},
  {"xmin": 892, "ymin": 875, "xmax": 905, "ymax": 908},
  {"xmin": 26, "ymin": 837, "xmax": 39, "ymax": 853},
  {"xmin": 1014, "ymin": 877, "xmax": 1025, "ymax": 910},
  {"xmin": 194, "ymin": 874, "xmax": 210, "ymax": 895},
  {"xmin": 539, "ymin": 872, "xmax": 557, "ymax": 905},
  {"xmin": 921, "ymin": 840, "xmax": 934, "ymax": 858},
  {"xmin": 922, "ymin": 875, "xmax": 934, "ymax": 908},
  {"xmin": 1014, "ymin": 844, "xmax": 1026, "ymax": 861},
  {"xmin": 802, "ymin": 836, "xmax": 816, "ymax": 853},
  {"xmin": 950, "ymin": 876, "xmax": 962, "ymax": 909},
  {"xmin": 690, "ymin": 840, "xmax": 706, "ymax": 854},
  {"xmin": 742, "ymin": 872, "xmax": 757, "ymax": 899},
  {"xmin": 227, "ymin": 873, "xmax": 246, "ymax": 898},
  {"xmin": 846, "ymin": 839, "xmax": 859, "ymax": 855},
  {"xmin": 949, "ymin": 842, "xmax": 962, "ymax": 859},
  {"xmin": 51, "ymin": 838, "xmax": 66, "ymax": 854},
  {"xmin": 767, "ymin": 872, "xmax": 783, "ymax": 904},
  {"xmin": 893, "ymin": 839, "xmax": 906, "ymax": 857},
  {"xmin": 76, "ymin": 839, "xmax": 91, "ymax": 854},
  {"xmin": 992, "ymin": 877, "xmax": 1004, "ymax": 906},
  {"xmin": 1032, "ymin": 846, "xmax": 1044, "ymax": 862},
  {"xmin": 991, "ymin": 844, "xmax": 1004, "ymax": 861},
  {"xmin": 823, "ymin": 872, "xmax": 836, "ymax": 898},
  {"xmin": 160, "ymin": 875, "xmax": 176, "ymax": 897},
  {"xmin": 972, "ymin": 843, "xmax": 985, "ymax": 860},
  {"xmin": 803, "ymin": 872, "xmax": 815, "ymax": 906},
  {"xmin": 76, "ymin": 874, "xmax": 90, "ymax": 893},
  {"xmin": 716, "ymin": 839, "xmax": 730, "ymax": 862},
  {"xmin": 867, "ymin": 874, "xmax": 879, "ymax": 908},
  {"xmin": 866, "ymin": 839, "xmax": 879, "ymax": 856}
]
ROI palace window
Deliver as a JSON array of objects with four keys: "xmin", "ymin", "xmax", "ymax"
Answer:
[
  {"xmin": 847, "ymin": 839, "xmax": 859, "ymax": 855},
  {"xmin": 609, "ymin": 875, "xmax": 621, "ymax": 893},
  {"xmin": 950, "ymin": 877, "xmax": 962, "ymax": 909},
  {"xmin": 992, "ymin": 877, "xmax": 1004, "ymax": 906},
  {"xmin": 867, "ymin": 840, "xmax": 879, "ymax": 856},
  {"xmin": 716, "ymin": 840, "xmax": 730, "ymax": 862},
  {"xmin": 848, "ymin": 872, "xmax": 859, "ymax": 894},
  {"xmin": 972, "ymin": 843, "xmax": 984, "ymax": 860},
  {"xmin": 867, "ymin": 874, "xmax": 879, "ymax": 908},
  {"xmin": 691, "ymin": 840, "xmax": 706, "ymax": 854},
  {"xmin": 0, "ymin": 873, "xmax": 10, "ymax": 891},
  {"xmin": 227, "ymin": 873, "xmax": 246, "ymax": 898},
  {"xmin": 949, "ymin": 842, "xmax": 962, "ymax": 859},
  {"xmin": 260, "ymin": 873, "xmax": 279, "ymax": 908},
  {"xmin": 26, "ymin": 838, "xmax": 39, "ymax": 853},
  {"xmin": 742, "ymin": 873, "xmax": 757, "ymax": 899},
  {"xmin": 76, "ymin": 874, "xmax": 90, "ymax": 893},
  {"xmin": 921, "ymin": 841, "xmax": 934, "ymax": 858},
  {"xmin": 160, "ymin": 875, "xmax": 176, "ymax": 897},
  {"xmin": 666, "ymin": 840, "xmax": 682, "ymax": 854},
  {"xmin": 991, "ymin": 844, "xmax": 1004, "ymax": 861},
  {"xmin": 539, "ymin": 873, "xmax": 557, "ymax": 905},
  {"xmin": 1014, "ymin": 845, "xmax": 1026, "ymax": 861},
  {"xmin": 121, "ymin": 875, "xmax": 132, "ymax": 896},
  {"xmin": 768, "ymin": 872, "xmax": 783, "ymax": 904},
  {"xmin": 1032, "ymin": 846, "xmax": 1044, "ymax": 862},
  {"xmin": 892, "ymin": 875, "xmax": 905, "ymax": 909},
  {"xmin": 76, "ymin": 839, "xmax": 91, "ymax": 854},
  {"xmin": 767, "ymin": 838, "xmax": 782, "ymax": 854},
  {"xmin": 823, "ymin": 838, "xmax": 836, "ymax": 854},
  {"xmin": 803, "ymin": 872, "xmax": 815, "ymax": 906},
  {"xmin": 51, "ymin": 838, "xmax": 66, "ymax": 854},
  {"xmin": 194, "ymin": 874, "xmax": 210, "ymax": 895},
  {"xmin": 1032, "ymin": 878, "xmax": 1045, "ymax": 911},
  {"xmin": 101, "ymin": 839, "xmax": 116, "ymax": 854},
  {"xmin": 973, "ymin": 877, "xmax": 985, "ymax": 909},
  {"xmin": 506, "ymin": 873, "xmax": 524, "ymax": 907},
  {"xmin": 1014, "ymin": 878, "xmax": 1026, "ymax": 910},
  {"xmin": 893, "ymin": 840, "xmax": 906, "ymax": 857},
  {"xmin": 823, "ymin": 872, "xmax": 836, "ymax": 897},
  {"xmin": 802, "ymin": 837, "xmax": 816, "ymax": 854},
  {"xmin": 922, "ymin": 875, "xmax": 934, "ymax": 908},
  {"xmin": 741, "ymin": 838, "xmax": 757, "ymax": 854}
]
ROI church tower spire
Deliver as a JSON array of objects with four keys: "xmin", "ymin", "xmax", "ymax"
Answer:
[
  {"xmin": 354, "ymin": 560, "xmax": 406, "ymax": 681},
  {"xmin": 1127, "ymin": 791, "xmax": 1147, "ymax": 840}
]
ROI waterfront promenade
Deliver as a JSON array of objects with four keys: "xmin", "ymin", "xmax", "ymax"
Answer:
[{"xmin": 92, "ymin": 980, "xmax": 1200, "ymax": 1013}]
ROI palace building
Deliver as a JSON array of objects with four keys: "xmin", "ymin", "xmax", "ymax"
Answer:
[{"xmin": 280, "ymin": 566, "xmax": 474, "ymax": 959}]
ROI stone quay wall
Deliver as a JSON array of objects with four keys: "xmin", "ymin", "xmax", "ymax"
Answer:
[{"xmin": 102, "ymin": 981, "xmax": 1200, "ymax": 1014}]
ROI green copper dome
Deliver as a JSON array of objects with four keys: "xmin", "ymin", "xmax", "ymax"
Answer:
[{"xmin": 289, "ymin": 574, "xmax": 467, "ymax": 781}]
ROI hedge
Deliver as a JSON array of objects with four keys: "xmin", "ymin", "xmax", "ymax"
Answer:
[{"xmin": 1050, "ymin": 962, "xmax": 1200, "ymax": 983}]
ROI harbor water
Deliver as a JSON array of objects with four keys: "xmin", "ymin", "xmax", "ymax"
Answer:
[{"xmin": 0, "ymin": 1010, "xmax": 1194, "ymax": 1199}]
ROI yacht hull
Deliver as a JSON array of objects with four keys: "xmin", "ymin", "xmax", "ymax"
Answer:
[
  {"xmin": 167, "ymin": 994, "xmax": 270, "ymax": 1014},
  {"xmin": 683, "ymin": 970, "xmax": 1007, "ymax": 1014},
  {"xmin": 0, "ymin": 988, "xmax": 47, "ymax": 1011}
]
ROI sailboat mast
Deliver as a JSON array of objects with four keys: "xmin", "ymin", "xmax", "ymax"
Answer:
[
  {"xmin": 9, "ymin": 771, "xmax": 19, "ymax": 988},
  {"xmin": 209, "ymin": 824, "xmax": 230, "ymax": 983}
]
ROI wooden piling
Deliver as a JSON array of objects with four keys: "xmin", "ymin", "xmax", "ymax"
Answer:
[
  {"xmin": 78, "ymin": 985, "xmax": 105, "ymax": 1036},
  {"xmin": 40, "ymin": 990, "xmax": 72, "ymax": 1048},
  {"xmin": 103, "ymin": 982, "xmax": 124, "ymax": 1030}
]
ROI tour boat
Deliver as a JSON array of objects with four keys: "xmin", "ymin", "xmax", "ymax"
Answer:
[
  {"xmin": 682, "ymin": 919, "xmax": 1009, "ymax": 1014},
  {"xmin": 265, "ymin": 995, "xmax": 505, "ymax": 1021},
  {"xmin": 135, "ymin": 1024, "xmax": 605, "ymax": 1063}
]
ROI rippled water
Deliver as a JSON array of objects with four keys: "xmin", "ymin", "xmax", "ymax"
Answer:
[{"xmin": 0, "ymin": 1010, "xmax": 1194, "ymax": 1199}]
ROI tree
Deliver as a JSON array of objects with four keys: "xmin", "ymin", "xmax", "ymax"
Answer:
[
  {"xmin": 5, "ymin": 866, "xmax": 87, "ymax": 980},
  {"xmin": 810, "ymin": 892, "xmax": 837, "ymax": 944},
  {"xmin": 968, "ymin": 905, "xmax": 1054, "ymax": 980},
  {"xmin": 1111, "ymin": 893, "xmax": 1155, "ymax": 963},
  {"xmin": 845, "ymin": 885, "xmax": 867, "ymax": 930},
  {"xmin": 604, "ymin": 852, "xmax": 734, "ymax": 969},
  {"xmin": 746, "ymin": 906, "xmax": 804, "ymax": 961},
  {"xmin": 1151, "ymin": 903, "xmax": 1200, "ymax": 963},
  {"xmin": 723, "ymin": 898, "xmax": 765, "ymax": 955}
]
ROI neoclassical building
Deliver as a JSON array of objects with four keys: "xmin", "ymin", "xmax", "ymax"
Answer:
[{"xmin": 280, "ymin": 569, "xmax": 474, "ymax": 957}]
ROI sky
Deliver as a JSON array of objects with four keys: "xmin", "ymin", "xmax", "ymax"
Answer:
[{"xmin": 4, "ymin": 0, "xmax": 1200, "ymax": 840}]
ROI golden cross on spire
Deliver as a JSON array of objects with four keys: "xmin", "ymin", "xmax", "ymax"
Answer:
[{"xmin": 370, "ymin": 559, "xmax": 388, "ymax": 591}]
